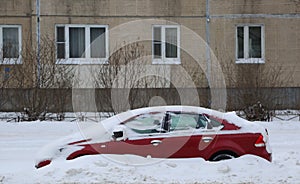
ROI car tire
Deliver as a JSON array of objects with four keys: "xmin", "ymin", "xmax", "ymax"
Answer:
[{"xmin": 211, "ymin": 152, "xmax": 237, "ymax": 161}]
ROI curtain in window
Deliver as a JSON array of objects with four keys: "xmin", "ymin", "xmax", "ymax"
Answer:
[
  {"xmin": 3, "ymin": 28, "xmax": 19, "ymax": 58},
  {"xmin": 90, "ymin": 28, "xmax": 106, "ymax": 58},
  {"xmin": 69, "ymin": 27, "xmax": 85, "ymax": 58},
  {"xmin": 165, "ymin": 28, "xmax": 177, "ymax": 58},
  {"xmin": 249, "ymin": 27, "xmax": 261, "ymax": 58}
]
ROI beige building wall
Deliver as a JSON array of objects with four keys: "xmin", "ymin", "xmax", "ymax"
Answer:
[
  {"xmin": 210, "ymin": 0, "xmax": 300, "ymax": 15},
  {"xmin": 0, "ymin": 0, "xmax": 299, "ymax": 88},
  {"xmin": 38, "ymin": 0, "xmax": 209, "ymax": 88},
  {"xmin": 210, "ymin": 17, "xmax": 300, "ymax": 87},
  {"xmin": 0, "ymin": 0, "xmax": 33, "ymax": 46},
  {"xmin": 40, "ymin": 0, "xmax": 205, "ymax": 17}
]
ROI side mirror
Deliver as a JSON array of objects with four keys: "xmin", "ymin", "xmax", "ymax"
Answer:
[
  {"xmin": 113, "ymin": 131, "xmax": 124, "ymax": 139},
  {"xmin": 112, "ymin": 125, "xmax": 127, "ymax": 141}
]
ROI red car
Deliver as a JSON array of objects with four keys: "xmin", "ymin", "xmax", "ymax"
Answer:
[{"xmin": 35, "ymin": 106, "xmax": 272, "ymax": 168}]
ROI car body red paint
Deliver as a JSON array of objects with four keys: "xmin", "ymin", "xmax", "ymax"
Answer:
[{"xmin": 67, "ymin": 132, "xmax": 271, "ymax": 161}]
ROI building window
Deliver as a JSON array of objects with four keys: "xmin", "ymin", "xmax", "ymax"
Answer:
[
  {"xmin": 56, "ymin": 24, "xmax": 108, "ymax": 64},
  {"xmin": 0, "ymin": 25, "xmax": 22, "ymax": 64},
  {"xmin": 152, "ymin": 25, "xmax": 180, "ymax": 64},
  {"xmin": 236, "ymin": 25, "xmax": 264, "ymax": 64}
]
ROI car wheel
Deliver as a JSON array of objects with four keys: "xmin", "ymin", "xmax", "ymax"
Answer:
[{"xmin": 211, "ymin": 152, "xmax": 237, "ymax": 161}]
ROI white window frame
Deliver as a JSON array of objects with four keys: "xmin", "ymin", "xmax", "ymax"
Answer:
[
  {"xmin": 55, "ymin": 24, "xmax": 109, "ymax": 64},
  {"xmin": 0, "ymin": 25, "xmax": 22, "ymax": 64},
  {"xmin": 152, "ymin": 25, "xmax": 181, "ymax": 65},
  {"xmin": 235, "ymin": 24, "xmax": 265, "ymax": 64}
]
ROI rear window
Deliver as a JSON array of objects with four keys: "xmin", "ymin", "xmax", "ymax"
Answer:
[
  {"xmin": 206, "ymin": 115, "xmax": 240, "ymax": 130},
  {"xmin": 208, "ymin": 117, "xmax": 223, "ymax": 127}
]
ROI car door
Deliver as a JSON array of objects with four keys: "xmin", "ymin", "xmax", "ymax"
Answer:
[
  {"xmin": 104, "ymin": 111, "xmax": 218, "ymax": 159},
  {"xmin": 147, "ymin": 112, "xmax": 218, "ymax": 159},
  {"xmin": 103, "ymin": 111, "xmax": 167, "ymax": 157}
]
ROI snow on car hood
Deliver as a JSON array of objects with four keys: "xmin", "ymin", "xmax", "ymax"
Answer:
[
  {"xmin": 35, "ymin": 106, "xmax": 269, "ymax": 164},
  {"xmin": 35, "ymin": 122, "xmax": 112, "ymax": 165}
]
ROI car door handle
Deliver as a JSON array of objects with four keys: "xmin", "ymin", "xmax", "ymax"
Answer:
[
  {"xmin": 151, "ymin": 140, "xmax": 162, "ymax": 146},
  {"xmin": 202, "ymin": 137, "xmax": 214, "ymax": 143}
]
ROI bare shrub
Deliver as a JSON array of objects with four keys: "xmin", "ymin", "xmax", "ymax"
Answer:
[
  {"xmin": 223, "ymin": 61, "xmax": 293, "ymax": 111},
  {"xmin": 92, "ymin": 42, "xmax": 149, "ymax": 115},
  {"xmin": 8, "ymin": 36, "xmax": 74, "ymax": 121},
  {"xmin": 0, "ymin": 63, "xmax": 11, "ymax": 109}
]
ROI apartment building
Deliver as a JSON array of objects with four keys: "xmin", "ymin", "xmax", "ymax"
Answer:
[{"xmin": 0, "ymin": 0, "xmax": 299, "ymax": 110}]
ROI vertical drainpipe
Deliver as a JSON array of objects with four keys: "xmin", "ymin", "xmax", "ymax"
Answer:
[
  {"xmin": 36, "ymin": 0, "xmax": 41, "ymax": 88},
  {"xmin": 205, "ymin": 0, "xmax": 211, "ymax": 86}
]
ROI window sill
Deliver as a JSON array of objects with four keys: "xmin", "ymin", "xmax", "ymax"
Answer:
[
  {"xmin": 0, "ymin": 58, "xmax": 22, "ymax": 65},
  {"xmin": 235, "ymin": 58, "xmax": 265, "ymax": 64},
  {"xmin": 56, "ymin": 58, "xmax": 109, "ymax": 65},
  {"xmin": 152, "ymin": 59, "xmax": 181, "ymax": 65}
]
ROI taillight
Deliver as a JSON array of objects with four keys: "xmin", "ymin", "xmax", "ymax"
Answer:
[{"xmin": 255, "ymin": 135, "xmax": 265, "ymax": 147}]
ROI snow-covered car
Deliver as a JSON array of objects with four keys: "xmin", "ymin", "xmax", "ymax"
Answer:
[{"xmin": 35, "ymin": 106, "xmax": 272, "ymax": 168}]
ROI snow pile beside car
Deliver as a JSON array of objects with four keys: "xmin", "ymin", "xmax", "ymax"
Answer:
[
  {"xmin": 0, "ymin": 119, "xmax": 299, "ymax": 183},
  {"xmin": 35, "ymin": 154, "xmax": 274, "ymax": 184}
]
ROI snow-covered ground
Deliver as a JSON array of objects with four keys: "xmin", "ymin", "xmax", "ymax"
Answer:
[{"xmin": 0, "ymin": 119, "xmax": 300, "ymax": 184}]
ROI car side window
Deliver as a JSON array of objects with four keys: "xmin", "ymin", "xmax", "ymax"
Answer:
[
  {"xmin": 205, "ymin": 115, "xmax": 223, "ymax": 128},
  {"xmin": 123, "ymin": 112, "xmax": 220, "ymax": 134},
  {"xmin": 123, "ymin": 112, "xmax": 164, "ymax": 134},
  {"xmin": 209, "ymin": 117, "xmax": 223, "ymax": 127},
  {"xmin": 169, "ymin": 112, "xmax": 198, "ymax": 131}
]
